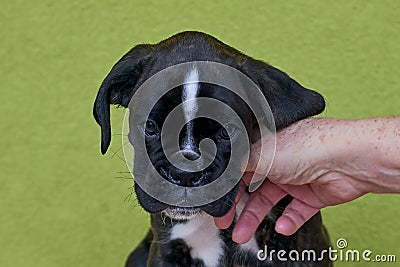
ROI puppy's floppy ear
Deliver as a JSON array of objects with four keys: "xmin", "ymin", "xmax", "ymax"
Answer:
[
  {"xmin": 241, "ymin": 59, "xmax": 325, "ymax": 129},
  {"xmin": 93, "ymin": 44, "xmax": 153, "ymax": 154}
]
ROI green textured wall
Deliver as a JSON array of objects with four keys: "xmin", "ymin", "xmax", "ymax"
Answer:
[{"xmin": 1, "ymin": 1, "xmax": 399, "ymax": 266}]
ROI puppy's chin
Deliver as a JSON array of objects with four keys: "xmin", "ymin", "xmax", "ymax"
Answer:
[
  {"xmin": 134, "ymin": 183, "xmax": 169, "ymax": 213},
  {"xmin": 162, "ymin": 207, "xmax": 202, "ymax": 220},
  {"xmin": 134, "ymin": 182, "xmax": 239, "ymax": 218},
  {"xmin": 161, "ymin": 198, "xmax": 234, "ymax": 220}
]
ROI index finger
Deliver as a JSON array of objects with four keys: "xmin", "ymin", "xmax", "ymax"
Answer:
[{"xmin": 232, "ymin": 180, "xmax": 287, "ymax": 243}]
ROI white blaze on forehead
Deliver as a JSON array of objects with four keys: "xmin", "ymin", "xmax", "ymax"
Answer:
[
  {"xmin": 183, "ymin": 67, "xmax": 199, "ymax": 113},
  {"xmin": 182, "ymin": 67, "xmax": 199, "ymax": 149}
]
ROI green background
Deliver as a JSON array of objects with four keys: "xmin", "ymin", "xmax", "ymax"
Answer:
[{"xmin": 1, "ymin": 1, "xmax": 399, "ymax": 266}]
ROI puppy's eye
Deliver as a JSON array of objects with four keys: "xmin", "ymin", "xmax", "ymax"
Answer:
[
  {"xmin": 219, "ymin": 124, "xmax": 237, "ymax": 140},
  {"xmin": 144, "ymin": 120, "xmax": 159, "ymax": 136}
]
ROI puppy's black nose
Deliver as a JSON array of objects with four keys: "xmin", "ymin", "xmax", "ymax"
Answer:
[
  {"xmin": 168, "ymin": 166, "xmax": 203, "ymax": 187},
  {"xmin": 181, "ymin": 149, "xmax": 201, "ymax": 161}
]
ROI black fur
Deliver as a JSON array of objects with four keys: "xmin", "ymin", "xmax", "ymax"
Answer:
[
  {"xmin": 94, "ymin": 31, "xmax": 331, "ymax": 266},
  {"xmin": 93, "ymin": 31, "xmax": 324, "ymax": 153}
]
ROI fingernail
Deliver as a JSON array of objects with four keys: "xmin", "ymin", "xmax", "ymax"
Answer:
[
  {"xmin": 241, "ymin": 148, "xmax": 252, "ymax": 172},
  {"xmin": 275, "ymin": 216, "xmax": 295, "ymax": 236},
  {"xmin": 214, "ymin": 218, "xmax": 222, "ymax": 229},
  {"xmin": 247, "ymin": 172, "xmax": 267, "ymax": 190},
  {"xmin": 232, "ymin": 227, "xmax": 250, "ymax": 244},
  {"xmin": 248, "ymin": 180, "xmax": 263, "ymax": 192},
  {"xmin": 275, "ymin": 222, "xmax": 286, "ymax": 235},
  {"xmin": 214, "ymin": 217, "xmax": 230, "ymax": 230},
  {"xmin": 240, "ymin": 159, "xmax": 247, "ymax": 172},
  {"xmin": 232, "ymin": 230, "xmax": 240, "ymax": 243}
]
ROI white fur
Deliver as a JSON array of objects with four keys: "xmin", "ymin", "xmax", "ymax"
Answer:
[
  {"xmin": 162, "ymin": 207, "xmax": 201, "ymax": 220},
  {"xmin": 236, "ymin": 192, "xmax": 260, "ymax": 254},
  {"xmin": 182, "ymin": 67, "xmax": 199, "ymax": 150},
  {"xmin": 170, "ymin": 214, "xmax": 223, "ymax": 267}
]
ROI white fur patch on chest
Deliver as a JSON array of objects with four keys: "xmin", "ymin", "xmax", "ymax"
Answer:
[{"xmin": 170, "ymin": 214, "xmax": 223, "ymax": 267}]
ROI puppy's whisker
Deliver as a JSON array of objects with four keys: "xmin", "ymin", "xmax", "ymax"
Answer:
[
  {"xmin": 116, "ymin": 171, "xmax": 135, "ymax": 175},
  {"xmin": 109, "ymin": 148, "xmax": 127, "ymax": 164},
  {"xmin": 110, "ymin": 141, "xmax": 130, "ymax": 159},
  {"xmin": 113, "ymin": 176, "xmax": 134, "ymax": 180},
  {"xmin": 124, "ymin": 185, "xmax": 137, "ymax": 203},
  {"xmin": 151, "ymin": 239, "xmax": 169, "ymax": 245},
  {"xmin": 124, "ymin": 192, "xmax": 133, "ymax": 202},
  {"xmin": 93, "ymin": 30, "xmax": 331, "ymax": 266},
  {"xmin": 111, "ymin": 133, "xmax": 128, "ymax": 136}
]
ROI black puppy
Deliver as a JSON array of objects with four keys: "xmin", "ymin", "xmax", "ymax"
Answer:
[{"xmin": 94, "ymin": 31, "xmax": 332, "ymax": 267}]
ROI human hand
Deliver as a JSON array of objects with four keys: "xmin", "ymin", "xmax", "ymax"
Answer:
[{"xmin": 214, "ymin": 118, "xmax": 373, "ymax": 243}]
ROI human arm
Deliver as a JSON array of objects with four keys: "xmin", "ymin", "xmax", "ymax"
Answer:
[{"xmin": 215, "ymin": 116, "xmax": 400, "ymax": 243}]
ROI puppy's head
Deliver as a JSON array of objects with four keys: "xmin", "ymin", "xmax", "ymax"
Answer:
[{"xmin": 93, "ymin": 31, "xmax": 325, "ymax": 219}]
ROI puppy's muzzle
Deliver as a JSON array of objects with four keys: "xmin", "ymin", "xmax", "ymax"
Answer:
[{"xmin": 162, "ymin": 149, "xmax": 211, "ymax": 187}]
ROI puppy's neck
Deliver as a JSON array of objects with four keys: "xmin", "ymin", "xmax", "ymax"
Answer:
[{"xmin": 149, "ymin": 193, "xmax": 261, "ymax": 267}]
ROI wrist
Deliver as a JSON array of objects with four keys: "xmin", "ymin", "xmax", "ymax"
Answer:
[{"xmin": 321, "ymin": 117, "xmax": 400, "ymax": 194}]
